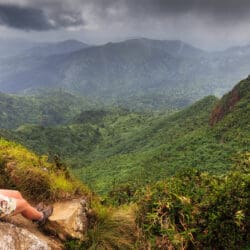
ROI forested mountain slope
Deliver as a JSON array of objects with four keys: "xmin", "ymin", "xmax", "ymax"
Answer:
[
  {"xmin": 1, "ymin": 78, "xmax": 249, "ymax": 193},
  {"xmin": 0, "ymin": 90, "xmax": 98, "ymax": 129}
]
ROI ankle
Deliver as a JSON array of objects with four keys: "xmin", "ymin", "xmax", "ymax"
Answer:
[{"xmin": 38, "ymin": 211, "xmax": 44, "ymax": 221}]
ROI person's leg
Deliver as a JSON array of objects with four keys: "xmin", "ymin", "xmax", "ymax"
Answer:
[
  {"xmin": 0, "ymin": 189, "xmax": 52, "ymax": 222},
  {"xmin": 0, "ymin": 189, "xmax": 23, "ymax": 199},
  {"xmin": 13, "ymin": 198, "xmax": 43, "ymax": 221}
]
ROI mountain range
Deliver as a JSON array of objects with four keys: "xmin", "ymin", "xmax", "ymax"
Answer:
[{"xmin": 0, "ymin": 38, "xmax": 250, "ymax": 110}]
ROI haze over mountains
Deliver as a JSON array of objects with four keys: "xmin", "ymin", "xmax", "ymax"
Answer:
[{"xmin": 0, "ymin": 38, "xmax": 250, "ymax": 110}]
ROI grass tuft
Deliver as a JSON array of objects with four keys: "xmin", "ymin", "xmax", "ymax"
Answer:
[{"xmin": 82, "ymin": 202, "xmax": 138, "ymax": 249}]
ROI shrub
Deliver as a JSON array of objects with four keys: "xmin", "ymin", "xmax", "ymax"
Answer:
[{"xmin": 136, "ymin": 159, "xmax": 250, "ymax": 249}]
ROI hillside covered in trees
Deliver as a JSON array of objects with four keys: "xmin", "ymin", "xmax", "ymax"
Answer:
[{"xmin": 1, "ymin": 77, "xmax": 249, "ymax": 194}]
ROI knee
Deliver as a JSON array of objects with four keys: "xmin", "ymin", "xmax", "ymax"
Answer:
[
  {"xmin": 14, "ymin": 198, "xmax": 29, "ymax": 214},
  {"xmin": 13, "ymin": 190, "xmax": 23, "ymax": 199}
]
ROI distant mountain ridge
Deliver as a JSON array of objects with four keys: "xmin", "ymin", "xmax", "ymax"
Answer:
[
  {"xmin": 0, "ymin": 38, "xmax": 37, "ymax": 58},
  {"xmin": 0, "ymin": 38, "xmax": 250, "ymax": 110},
  {"xmin": 24, "ymin": 39, "xmax": 89, "ymax": 57}
]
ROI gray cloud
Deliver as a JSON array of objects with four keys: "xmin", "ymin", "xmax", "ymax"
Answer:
[
  {"xmin": 122, "ymin": 0, "xmax": 250, "ymax": 19},
  {"xmin": 0, "ymin": 4, "xmax": 53, "ymax": 30},
  {"xmin": 0, "ymin": 0, "xmax": 250, "ymax": 49},
  {"xmin": 2, "ymin": 0, "xmax": 250, "ymax": 29},
  {"xmin": 68, "ymin": 0, "xmax": 250, "ymax": 23},
  {"xmin": 0, "ymin": 2, "xmax": 85, "ymax": 30}
]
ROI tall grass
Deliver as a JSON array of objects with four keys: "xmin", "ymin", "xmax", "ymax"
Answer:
[{"xmin": 82, "ymin": 202, "xmax": 138, "ymax": 249}]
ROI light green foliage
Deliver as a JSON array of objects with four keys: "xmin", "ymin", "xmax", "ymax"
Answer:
[{"xmin": 0, "ymin": 137, "xmax": 90, "ymax": 201}]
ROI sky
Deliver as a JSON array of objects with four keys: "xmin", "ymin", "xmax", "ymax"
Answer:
[{"xmin": 1, "ymin": 0, "xmax": 250, "ymax": 50}]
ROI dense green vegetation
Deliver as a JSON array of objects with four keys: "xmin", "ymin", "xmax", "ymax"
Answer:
[
  {"xmin": 1, "ymin": 78, "xmax": 249, "ymax": 195},
  {"xmin": 0, "ymin": 89, "xmax": 98, "ymax": 129},
  {"xmin": 76, "ymin": 77, "xmax": 249, "ymax": 193}
]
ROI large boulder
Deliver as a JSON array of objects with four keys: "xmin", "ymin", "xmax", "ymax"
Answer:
[
  {"xmin": 45, "ymin": 198, "xmax": 89, "ymax": 241},
  {"xmin": 0, "ymin": 222, "xmax": 51, "ymax": 250}
]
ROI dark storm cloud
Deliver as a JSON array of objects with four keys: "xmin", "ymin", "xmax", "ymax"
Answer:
[
  {"xmin": 0, "ymin": 2, "xmax": 85, "ymax": 31},
  {"xmin": 0, "ymin": 4, "xmax": 53, "ymax": 30},
  {"xmin": 1, "ymin": 0, "xmax": 250, "ymax": 30}
]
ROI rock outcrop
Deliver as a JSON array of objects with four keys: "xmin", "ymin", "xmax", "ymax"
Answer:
[
  {"xmin": 209, "ymin": 77, "xmax": 250, "ymax": 126},
  {"xmin": 210, "ymin": 87, "xmax": 241, "ymax": 126},
  {"xmin": 45, "ymin": 198, "xmax": 89, "ymax": 241},
  {"xmin": 0, "ymin": 222, "xmax": 51, "ymax": 250},
  {"xmin": 0, "ymin": 198, "xmax": 89, "ymax": 249}
]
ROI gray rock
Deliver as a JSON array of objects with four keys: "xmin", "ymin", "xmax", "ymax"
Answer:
[
  {"xmin": 45, "ymin": 198, "xmax": 89, "ymax": 241},
  {"xmin": 0, "ymin": 222, "xmax": 51, "ymax": 250}
]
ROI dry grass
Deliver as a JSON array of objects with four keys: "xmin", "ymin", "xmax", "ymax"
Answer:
[{"xmin": 84, "ymin": 202, "xmax": 139, "ymax": 249}]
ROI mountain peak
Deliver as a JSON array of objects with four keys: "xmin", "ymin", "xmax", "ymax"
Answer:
[{"xmin": 98, "ymin": 38, "xmax": 205, "ymax": 62}]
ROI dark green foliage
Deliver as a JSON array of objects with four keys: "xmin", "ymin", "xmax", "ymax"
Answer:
[
  {"xmin": 106, "ymin": 182, "xmax": 138, "ymax": 206},
  {"xmin": 64, "ymin": 240, "xmax": 83, "ymax": 250},
  {"xmin": 74, "ymin": 94, "xmax": 246, "ymax": 193},
  {"xmin": 1, "ymin": 123, "xmax": 101, "ymax": 166},
  {"xmin": 72, "ymin": 110, "xmax": 110, "ymax": 124}
]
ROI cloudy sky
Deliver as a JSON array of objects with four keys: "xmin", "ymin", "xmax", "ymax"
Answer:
[{"xmin": 1, "ymin": 0, "xmax": 250, "ymax": 50}]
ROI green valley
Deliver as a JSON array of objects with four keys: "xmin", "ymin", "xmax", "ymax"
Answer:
[{"xmin": 1, "ymin": 77, "xmax": 249, "ymax": 195}]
